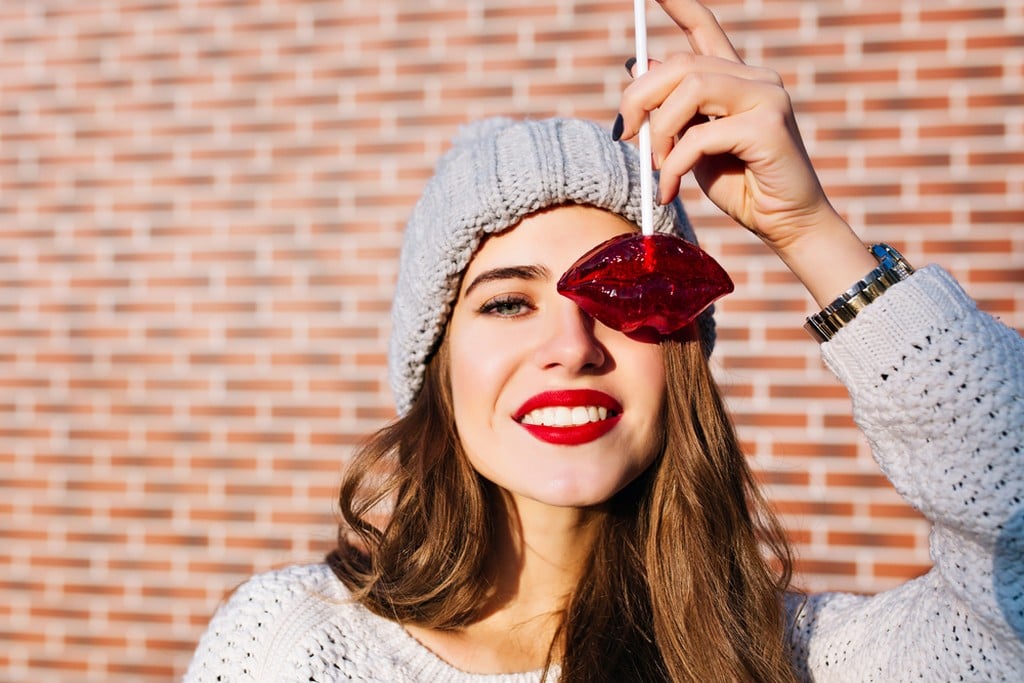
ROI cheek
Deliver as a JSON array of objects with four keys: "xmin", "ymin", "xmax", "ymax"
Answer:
[
  {"xmin": 615, "ymin": 341, "xmax": 666, "ymax": 403},
  {"xmin": 448, "ymin": 331, "xmax": 508, "ymax": 428},
  {"xmin": 623, "ymin": 345, "xmax": 668, "ymax": 450}
]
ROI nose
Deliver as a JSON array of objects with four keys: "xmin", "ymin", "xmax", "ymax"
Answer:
[{"xmin": 533, "ymin": 298, "xmax": 607, "ymax": 373}]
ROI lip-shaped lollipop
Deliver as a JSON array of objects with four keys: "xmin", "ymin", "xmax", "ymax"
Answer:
[{"xmin": 556, "ymin": 232, "xmax": 734, "ymax": 337}]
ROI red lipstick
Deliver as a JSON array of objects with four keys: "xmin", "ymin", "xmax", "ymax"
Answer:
[{"xmin": 513, "ymin": 389, "xmax": 622, "ymax": 446}]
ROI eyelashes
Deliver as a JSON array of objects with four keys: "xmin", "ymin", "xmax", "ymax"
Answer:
[{"xmin": 477, "ymin": 294, "xmax": 535, "ymax": 318}]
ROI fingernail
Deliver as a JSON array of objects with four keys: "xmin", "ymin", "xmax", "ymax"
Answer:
[
  {"xmin": 624, "ymin": 57, "xmax": 637, "ymax": 76},
  {"xmin": 611, "ymin": 113, "xmax": 624, "ymax": 141},
  {"xmin": 655, "ymin": 186, "xmax": 662, "ymax": 205}
]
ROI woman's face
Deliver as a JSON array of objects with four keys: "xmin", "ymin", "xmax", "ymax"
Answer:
[{"xmin": 447, "ymin": 205, "xmax": 667, "ymax": 510}]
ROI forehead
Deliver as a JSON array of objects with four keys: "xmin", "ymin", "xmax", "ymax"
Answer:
[{"xmin": 462, "ymin": 205, "xmax": 637, "ymax": 282}]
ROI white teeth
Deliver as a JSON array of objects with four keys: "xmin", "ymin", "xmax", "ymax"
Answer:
[{"xmin": 519, "ymin": 405, "xmax": 612, "ymax": 427}]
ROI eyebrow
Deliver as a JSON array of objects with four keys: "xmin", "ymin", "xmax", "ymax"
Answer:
[{"xmin": 463, "ymin": 264, "xmax": 550, "ymax": 298}]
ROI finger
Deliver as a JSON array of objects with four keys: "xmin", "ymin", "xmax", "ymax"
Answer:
[
  {"xmin": 656, "ymin": 0, "xmax": 743, "ymax": 63},
  {"xmin": 653, "ymin": 69, "xmax": 779, "ymax": 125},
  {"xmin": 655, "ymin": 113, "xmax": 764, "ymax": 204},
  {"xmin": 618, "ymin": 55, "xmax": 779, "ymax": 141},
  {"xmin": 650, "ymin": 113, "xmax": 709, "ymax": 173}
]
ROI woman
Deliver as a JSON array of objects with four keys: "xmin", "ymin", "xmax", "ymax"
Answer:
[{"xmin": 185, "ymin": 1, "xmax": 1023, "ymax": 680}]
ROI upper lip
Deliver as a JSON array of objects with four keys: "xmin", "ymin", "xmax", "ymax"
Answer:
[{"xmin": 513, "ymin": 389, "xmax": 621, "ymax": 421}]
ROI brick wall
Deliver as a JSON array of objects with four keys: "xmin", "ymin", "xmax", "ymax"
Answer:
[{"xmin": 1, "ymin": 0, "xmax": 1020, "ymax": 680}]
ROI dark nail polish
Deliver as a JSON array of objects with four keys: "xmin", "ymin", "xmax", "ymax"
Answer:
[
  {"xmin": 655, "ymin": 186, "xmax": 662, "ymax": 205},
  {"xmin": 624, "ymin": 57, "xmax": 637, "ymax": 76},
  {"xmin": 611, "ymin": 113, "xmax": 624, "ymax": 141}
]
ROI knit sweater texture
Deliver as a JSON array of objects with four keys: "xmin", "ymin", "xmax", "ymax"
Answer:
[{"xmin": 184, "ymin": 266, "xmax": 1024, "ymax": 682}]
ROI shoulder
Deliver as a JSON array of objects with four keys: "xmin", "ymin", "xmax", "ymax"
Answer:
[
  {"xmin": 214, "ymin": 563, "xmax": 349, "ymax": 640},
  {"xmin": 783, "ymin": 576, "xmax": 1024, "ymax": 681},
  {"xmin": 184, "ymin": 563, "xmax": 383, "ymax": 682},
  {"xmin": 229, "ymin": 562, "xmax": 345, "ymax": 608}
]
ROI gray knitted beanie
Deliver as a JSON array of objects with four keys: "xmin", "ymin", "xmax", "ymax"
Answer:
[{"xmin": 388, "ymin": 116, "xmax": 715, "ymax": 415}]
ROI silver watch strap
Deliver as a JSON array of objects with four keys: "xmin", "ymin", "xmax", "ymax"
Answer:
[{"xmin": 804, "ymin": 244, "xmax": 915, "ymax": 343}]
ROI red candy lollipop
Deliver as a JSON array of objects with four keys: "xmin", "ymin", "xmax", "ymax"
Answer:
[{"xmin": 557, "ymin": 232, "xmax": 734, "ymax": 336}]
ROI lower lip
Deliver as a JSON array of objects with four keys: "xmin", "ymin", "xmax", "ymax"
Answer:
[{"xmin": 518, "ymin": 415, "xmax": 621, "ymax": 445}]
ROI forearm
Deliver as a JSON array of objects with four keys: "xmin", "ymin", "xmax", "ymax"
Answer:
[{"xmin": 821, "ymin": 265, "xmax": 1023, "ymax": 539}]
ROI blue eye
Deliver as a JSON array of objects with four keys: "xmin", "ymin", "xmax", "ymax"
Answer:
[{"xmin": 479, "ymin": 295, "xmax": 532, "ymax": 318}]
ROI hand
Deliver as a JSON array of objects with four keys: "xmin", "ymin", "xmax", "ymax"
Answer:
[{"xmin": 617, "ymin": 0, "xmax": 877, "ymax": 306}]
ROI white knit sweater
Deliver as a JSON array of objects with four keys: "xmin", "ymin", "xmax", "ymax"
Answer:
[{"xmin": 184, "ymin": 266, "xmax": 1024, "ymax": 682}]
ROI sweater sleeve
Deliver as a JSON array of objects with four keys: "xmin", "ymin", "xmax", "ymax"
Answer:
[{"xmin": 785, "ymin": 265, "xmax": 1024, "ymax": 681}]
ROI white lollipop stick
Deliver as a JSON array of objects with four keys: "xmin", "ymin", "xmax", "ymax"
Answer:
[{"xmin": 633, "ymin": 0, "xmax": 654, "ymax": 236}]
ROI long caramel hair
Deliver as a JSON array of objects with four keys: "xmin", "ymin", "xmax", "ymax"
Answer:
[{"xmin": 327, "ymin": 333, "xmax": 795, "ymax": 682}]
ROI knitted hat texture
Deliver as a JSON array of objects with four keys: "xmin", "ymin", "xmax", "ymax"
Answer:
[{"xmin": 388, "ymin": 116, "xmax": 715, "ymax": 415}]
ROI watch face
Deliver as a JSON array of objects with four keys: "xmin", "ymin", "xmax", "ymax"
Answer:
[{"xmin": 870, "ymin": 243, "xmax": 914, "ymax": 279}]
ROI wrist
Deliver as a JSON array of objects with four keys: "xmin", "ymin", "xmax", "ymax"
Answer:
[
  {"xmin": 804, "ymin": 244, "xmax": 916, "ymax": 343},
  {"xmin": 771, "ymin": 212, "xmax": 877, "ymax": 307}
]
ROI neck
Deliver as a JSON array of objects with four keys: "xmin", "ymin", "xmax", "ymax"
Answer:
[{"xmin": 486, "ymin": 493, "xmax": 600, "ymax": 621}]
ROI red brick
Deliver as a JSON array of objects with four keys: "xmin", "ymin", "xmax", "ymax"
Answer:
[
  {"xmin": 770, "ymin": 444, "xmax": 860, "ymax": 458},
  {"xmin": 873, "ymin": 561, "xmax": 932, "ymax": 580},
  {"xmin": 774, "ymin": 499, "xmax": 855, "ymax": 517},
  {"xmin": 869, "ymin": 503, "xmax": 926, "ymax": 521},
  {"xmin": 753, "ymin": 469, "xmax": 811, "ymax": 487},
  {"xmin": 769, "ymin": 381, "xmax": 846, "ymax": 400},
  {"xmin": 828, "ymin": 530, "xmax": 917, "ymax": 549},
  {"xmin": 792, "ymin": 558, "xmax": 858, "ymax": 576}
]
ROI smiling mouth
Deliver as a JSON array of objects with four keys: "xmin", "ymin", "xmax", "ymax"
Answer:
[{"xmin": 513, "ymin": 390, "xmax": 622, "ymax": 445}]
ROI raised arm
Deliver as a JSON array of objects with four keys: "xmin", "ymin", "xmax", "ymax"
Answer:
[
  {"xmin": 789, "ymin": 265, "xmax": 1024, "ymax": 679},
  {"xmin": 617, "ymin": 1, "xmax": 1024, "ymax": 678}
]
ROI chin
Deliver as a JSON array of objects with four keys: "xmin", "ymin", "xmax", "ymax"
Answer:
[{"xmin": 528, "ymin": 473, "xmax": 639, "ymax": 509}]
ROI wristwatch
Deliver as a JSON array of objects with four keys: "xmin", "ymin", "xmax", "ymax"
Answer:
[{"xmin": 804, "ymin": 243, "xmax": 915, "ymax": 343}]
